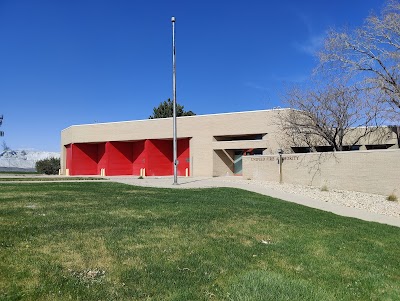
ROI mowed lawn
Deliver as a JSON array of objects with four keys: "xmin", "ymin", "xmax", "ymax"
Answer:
[{"xmin": 1, "ymin": 182, "xmax": 399, "ymax": 300}]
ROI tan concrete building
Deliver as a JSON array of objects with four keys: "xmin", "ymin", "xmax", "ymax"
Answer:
[{"xmin": 61, "ymin": 109, "xmax": 398, "ymax": 177}]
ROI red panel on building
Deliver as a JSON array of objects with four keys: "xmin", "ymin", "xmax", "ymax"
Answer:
[
  {"xmin": 146, "ymin": 139, "xmax": 173, "ymax": 176},
  {"xmin": 177, "ymin": 138, "xmax": 190, "ymax": 176},
  {"xmin": 132, "ymin": 140, "xmax": 146, "ymax": 175},
  {"xmin": 70, "ymin": 143, "xmax": 104, "ymax": 175},
  {"xmin": 145, "ymin": 138, "xmax": 190, "ymax": 176},
  {"xmin": 106, "ymin": 141, "xmax": 134, "ymax": 175},
  {"xmin": 97, "ymin": 143, "xmax": 108, "ymax": 174},
  {"xmin": 65, "ymin": 138, "xmax": 190, "ymax": 176},
  {"xmin": 66, "ymin": 144, "xmax": 73, "ymax": 172}
]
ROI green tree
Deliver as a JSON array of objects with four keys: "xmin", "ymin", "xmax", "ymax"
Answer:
[
  {"xmin": 149, "ymin": 99, "xmax": 195, "ymax": 119},
  {"xmin": 36, "ymin": 157, "xmax": 60, "ymax": 175}
]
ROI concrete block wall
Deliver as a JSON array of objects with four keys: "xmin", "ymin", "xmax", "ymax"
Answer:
[
  {"xmin": 243, "ymin": 149, "xmax": 400, "ymax": 196},
  {"xmin": 61, "ymin": 109, "xmax": 284, "ymax": 176}
]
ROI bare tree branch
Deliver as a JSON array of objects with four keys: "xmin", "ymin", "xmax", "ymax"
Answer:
[
  {"xmin": 318, "ymin": 0, "xmax": 400, "ymax": 119},
  {"xmin": 279, "ymin": 82, "xmax": 384, "ymax": 152}
]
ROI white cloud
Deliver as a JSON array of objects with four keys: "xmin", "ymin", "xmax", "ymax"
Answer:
[
  {"xmin": 291, "ymin": 11, "xmax": 326, "ymax": 56},
  {"xmin": 293, "ymin": 34, "xmax": 325, "ymax": 56}
]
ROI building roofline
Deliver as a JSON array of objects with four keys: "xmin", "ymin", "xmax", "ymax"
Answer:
[{"xmin": 61, "ymin": 108, "xmax": 291, "ymax": 132}]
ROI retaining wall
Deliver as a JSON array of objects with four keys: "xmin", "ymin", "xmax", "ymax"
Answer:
[{"xmin": 242, "ymin": 149, "xmax": 400, "ymax": 196}]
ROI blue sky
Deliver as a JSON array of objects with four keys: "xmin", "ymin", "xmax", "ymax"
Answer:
[{"xmin": 0, "ymin": 0, "xmax": 384, "ymax": 151}]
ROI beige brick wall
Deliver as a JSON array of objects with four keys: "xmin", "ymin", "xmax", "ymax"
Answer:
[
  {"xmin": 242, "ymin": 155, "xmax": 280, "ymax": 181},
  {"xmin": 61, "ymin": 109, "xmax": 284, "ymax": 176},
  {"xmin": 243, "ymin": 149, "xmax": 400, "ymax": 196}
]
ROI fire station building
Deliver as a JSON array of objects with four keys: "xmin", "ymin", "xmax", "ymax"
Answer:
[
  {"xmin": 60, "ymin": 109, "xmax": 398, "ymax": 177},
  {"xmin": 61, "ymin": 109, "xmax": 286, "ymax": 177}
]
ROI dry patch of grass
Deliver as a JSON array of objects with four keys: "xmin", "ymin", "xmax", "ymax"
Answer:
[
  {"xmin": 38, "ymin": 235, "xmax": 114, "ymax": 271},
  {"xmin": 121, "ymin": 190, "xmax": 157, "ymax": 194},
  {"xmin": 0, "ymin": 191, "xmax": 50, "ymax": 198},
  {"xmin": 107, "ymin": 208, "xmax": 161, "ymax": 219}
]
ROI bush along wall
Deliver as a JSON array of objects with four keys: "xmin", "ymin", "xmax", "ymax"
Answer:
[{"xmin": 35, "ymin": 157, "xmax": 60, "ymax": 175}]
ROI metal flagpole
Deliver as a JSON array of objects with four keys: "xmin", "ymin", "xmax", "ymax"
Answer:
[{"xmin": 172, "ymin": 16, "xmax": 178, "ymax": 185}]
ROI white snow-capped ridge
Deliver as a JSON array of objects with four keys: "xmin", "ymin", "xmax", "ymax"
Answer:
[{"xmin": 0, "ymin": 148, "xmax": 60, "ymax": 169}]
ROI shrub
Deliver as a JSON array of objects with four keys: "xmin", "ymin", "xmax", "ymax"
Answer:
[
  {"xmin": 387, "ymin": 193, "xmax": 398, "ymax": 202},
  {"xmin": 35, "ymin": 157, "xmax": 60, "ymax": 175}
]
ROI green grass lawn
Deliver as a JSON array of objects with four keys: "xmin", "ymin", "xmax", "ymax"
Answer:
[
  {"xmin": 1, "ymin": 182, "xmax": 399, "ymax": 300},
  {"xmin": 0, "ymin": 171, "xmax": 38, "ymax": 175}
]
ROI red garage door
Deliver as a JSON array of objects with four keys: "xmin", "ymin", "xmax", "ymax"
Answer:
[
  {"xmin": 66, "ymin": 143, "xmax": 105, "ymax": 175},
  {"xmin": 66, "ymin": 138, "xmax": 190, "ymax": 176}
]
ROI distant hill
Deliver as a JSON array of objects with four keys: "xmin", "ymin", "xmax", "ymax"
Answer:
[{"xmin": 0, "ymin": 149, "xmax": 60, "ymax": 170}]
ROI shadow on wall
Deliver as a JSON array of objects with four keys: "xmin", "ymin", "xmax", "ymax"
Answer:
[
  {"xmin": 65, "ymin": 139, "xmax": 190, "ymax": 177},
  {"xmin": 213, "ymin": 150, "xmax": 234, "ymax": 176}
]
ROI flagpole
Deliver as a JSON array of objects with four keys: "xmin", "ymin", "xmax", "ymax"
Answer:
[{"xmin": 172, "ymin": 16, "xmax": 178, "ymax": 185}]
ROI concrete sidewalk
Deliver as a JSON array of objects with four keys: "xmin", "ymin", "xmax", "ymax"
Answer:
[{"xmin": 108, "ymin": 176, "xmax": 400, "ymax": 228}]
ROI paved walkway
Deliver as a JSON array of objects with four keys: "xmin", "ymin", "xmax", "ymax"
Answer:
[{"xmin": 108, "ymin": 176, "xmax": 400, "ymax": 228}]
